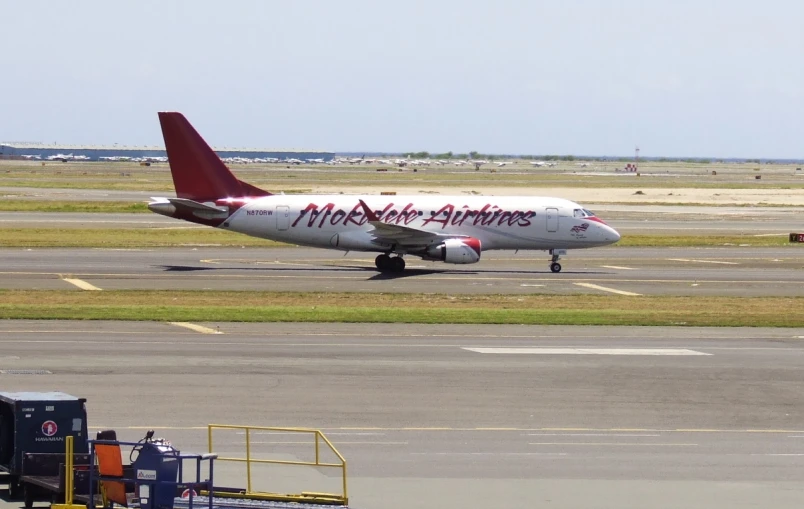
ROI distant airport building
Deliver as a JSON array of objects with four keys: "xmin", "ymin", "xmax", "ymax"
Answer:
[{"xmin": 0, "ymin": 142, "xmax": 334, "ymax": 163}]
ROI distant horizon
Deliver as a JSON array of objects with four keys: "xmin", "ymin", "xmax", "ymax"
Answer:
[
  {"xmin": 336, "ymin": 152, "xmax": 804, "ymax": 164},
  {"xmin": 4, "ymin": 139, "xmax": 801, "ymax": 163}
]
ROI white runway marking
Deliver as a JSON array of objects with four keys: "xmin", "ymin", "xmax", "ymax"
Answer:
[
  {"xmin": 752, "ymin": 453, "xmax": 804, "ymax": 456},
  {"xmin": 463, "ymin": 348, "xmax": 711, "ymax": 356},
  {"xmin": 62, "ymin": 278, "xmax": 102, "ymax": 291},
  {"xmin": 250, "ymin": 441, "xmax": 407, "ymax": 445},
  {"xmin": 601, "ymin": 265, "xmax": 635, "ymax": 270},
  {"xmin": 526, "ymin": 433, "xmax": 661, "ymax": 437},
  {"xmin": 667, "ymin": 258, "xmax": 739, "ymax": 265},
  {"xmin": 411, "ymin": 452, "xmax": 567, "ymax": 457},
  {"xmin": 573, "ymin": 283, "xmax": 642, "ymax": 296},
  {"xmin": 169, "ymin": 322, "xmax": 223, "ymax": 334},
  {"xmin": 529, "ymin": 442, "xmax": 698, "ymax": 447}
]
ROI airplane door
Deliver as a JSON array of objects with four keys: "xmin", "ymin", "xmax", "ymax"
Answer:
[
  {"xmin": 546, "ymin": 207, "xmax": 558, "ymax": 232},
  {"xmin": 276, "ymin": 206, "xmax": 290, "ymax": 231}
]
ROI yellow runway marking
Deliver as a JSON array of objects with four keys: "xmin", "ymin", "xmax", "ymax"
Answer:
[
  {"xmin": 170, "ymin": 322, "xmax": 223, "ymax": 334},
  {"xmin": 62, "ymin": 278, "xmax": 102, "ymax": 291},
  {"xmin": 667, "ymin": 258, "xmax": 739, "ymax": 265},
  {"xmin": 574, "ymin": 283, "xmax": 642, "ymax": 296}
]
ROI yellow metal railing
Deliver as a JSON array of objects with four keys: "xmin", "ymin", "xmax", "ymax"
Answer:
[
  {"xmin": 207, "ymin": 424, "xmax": 348, "ymax": 505},
  {"xmin": 52, "ymin": 435, "xmax": 85, "ymax": 509}
]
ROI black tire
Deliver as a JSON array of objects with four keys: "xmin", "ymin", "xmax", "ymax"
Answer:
[
  {"xmin": 8, "ymin": 478, "xmax": 21, "ymax": 500},
  {"xmin": 375, "ymin": 254, "xmax": 391, "ymax": 271},
  {"xmin": 550, "ymin": 262, "xmax": 562, "ymax": 273},
  {"xmin": 390, "ymin": 257, "xmax": 406, "ymax": 273},
  {"xmin": 24, "ymin": 484, "xmax": 35, "ymax": 509}
]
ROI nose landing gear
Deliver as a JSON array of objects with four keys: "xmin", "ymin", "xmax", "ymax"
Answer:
[{"xmin": 549, "ymin": 249, "xmax": 566, "ymax": 273}]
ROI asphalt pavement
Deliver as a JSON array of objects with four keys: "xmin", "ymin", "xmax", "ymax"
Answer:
[{"xmin": 1, "ymin": 323, "xmax": 803, "ymax": 509}]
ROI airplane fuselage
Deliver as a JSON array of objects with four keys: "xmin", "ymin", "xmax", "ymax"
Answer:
[{"xmin": 187, "ymin": 194, "xmax": 620, "ymax": 253}]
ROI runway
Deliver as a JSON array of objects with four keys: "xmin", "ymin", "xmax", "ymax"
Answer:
[
  {"xmin": 2, "ymin": 246, "xmax": 804, "ymax": 296},
  {"xmin": 1, "ymin": 205, "xmax": 802, "ymax": 234},
  {"xmin": 1, "ymin": 322, "xmax": 803, "ymax": 508}
]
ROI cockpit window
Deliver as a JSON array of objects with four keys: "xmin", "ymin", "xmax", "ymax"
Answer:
[
  {"xmin": 573, "ymin": 209, "xmax": 584, "ymax": 218},
  {"xmin": 583, "ymin": 209, "xmax": 595, "ymax": 217}
]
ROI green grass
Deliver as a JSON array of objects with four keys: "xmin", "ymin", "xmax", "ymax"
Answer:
[
  {"xmin": 615, "ymin": 235, "xmax": 789, "ymax": 247},
  {"xmin": 0, "ymin": 228, "xmax": 287, "ymax": 247},
  {"xmin": 0, "ymin": 228, "xmax": 789, "ymax": 248},
  {"xmin": 1, "ymin": 290, "xmax": 803, "ymax": 326},
  {"xmin": 0, "ymin": 201, "xmax": 150, "ymax": 213}
]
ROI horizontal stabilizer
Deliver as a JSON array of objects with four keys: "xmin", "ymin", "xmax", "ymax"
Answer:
[{"xmin": 148, "ymin": 197, "xmax": 230, "ymax": 220}]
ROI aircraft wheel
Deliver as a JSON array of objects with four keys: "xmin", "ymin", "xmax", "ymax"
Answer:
[
  {"xmin": 24, "ymin": 484, "xmax": 35, "ymax": 509},
  {"xmin": 8, "ymin": 478, "xmax": 21, "ymax": 500},
  {"xmin": 390, "ymin": 257, "xmax": 406, "ymax": 273},
  {"xmin": 550, "ymin": 262, "xmax": 562, "ymax": 273},
  {"xmin": 375, "ymin": 254, "xmax": 392, "ymax": 271}
]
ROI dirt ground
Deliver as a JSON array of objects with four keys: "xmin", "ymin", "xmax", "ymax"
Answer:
[{"xmin": 305, "ymin": 185, "xmax": 804, "ymax": 206}]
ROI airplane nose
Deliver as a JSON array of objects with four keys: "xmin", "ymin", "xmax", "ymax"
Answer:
[{"xmin": 607, "ymin": 225, "xmax": 621, "ymax": 243}]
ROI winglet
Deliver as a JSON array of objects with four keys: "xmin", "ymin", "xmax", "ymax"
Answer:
[{"xmin": 357, "ymin": 199, "xmax": 380, "ymax": 222}]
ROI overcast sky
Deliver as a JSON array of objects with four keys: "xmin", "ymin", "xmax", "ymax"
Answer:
[{"xmin": 1, "ymin": 1, "xmax": 802, "ymax": 158}]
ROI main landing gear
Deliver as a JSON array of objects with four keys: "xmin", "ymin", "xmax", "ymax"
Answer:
[
  {"xmin": 375, "ymin": 254, "xmax": 406, "ymax": 273},
  {"xmin": 549, "ymin": 249, "xmax": 566, "ymax": 273}
]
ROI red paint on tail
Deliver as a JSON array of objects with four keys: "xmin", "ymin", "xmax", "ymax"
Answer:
[{"xmin": 158, "ymin": 112, "xmax": 271, "ymax": 201}]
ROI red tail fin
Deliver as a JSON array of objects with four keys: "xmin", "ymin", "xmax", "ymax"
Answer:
[{"xmin": 158, "ymin": 112, "xmax": 271, "ymax": 201}]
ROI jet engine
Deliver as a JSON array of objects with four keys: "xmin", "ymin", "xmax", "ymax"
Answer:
[{"xmin": 426, "ymin": 238, "xmax": 481, "ymax": 264}]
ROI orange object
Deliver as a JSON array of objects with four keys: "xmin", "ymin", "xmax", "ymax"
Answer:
[{"xmin": 95, "ymin": 441, "xmax": 127, "ymax": 506}]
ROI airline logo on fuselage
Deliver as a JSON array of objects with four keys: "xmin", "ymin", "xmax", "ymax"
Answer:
[{"xmin": 291, "ymin": 202, "xmax": 537, "ymax": 230}]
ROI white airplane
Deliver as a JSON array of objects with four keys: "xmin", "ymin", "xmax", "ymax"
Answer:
[{"xmin": 148, "ymin": 112, "xmax": 620, "ymax": 273}]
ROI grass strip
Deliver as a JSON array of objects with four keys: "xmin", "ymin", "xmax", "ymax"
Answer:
[
  {"xmin": 0, "ymin": 291, "xmax": 802, "ymax": 326},
  {"xmin": 0, "ymin": 228, "xmax": 285, "ymax": 247},
  {"xmin": 0, "ymin": 201, "xmax": 150, "ymax": 213},
  {"xmin": 615, "ymin": 235, "xmax": 790, "ymax": 247},
  {"xmin": 0, "ymin": 228, "xmax": 791, "ymax": 248}
]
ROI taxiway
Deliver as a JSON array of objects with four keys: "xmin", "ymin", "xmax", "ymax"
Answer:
[
  {"xmin": 1, "ymin": 246, "xmax": 803, "ymax": 296},
  {"xmin": 1, "ymin": 322, "xmax": 803, "ymax": 508}
]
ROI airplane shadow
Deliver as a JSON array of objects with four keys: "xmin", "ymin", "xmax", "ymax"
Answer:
[{"xmin": 158, "ymin": 264, "xmax": 610, "ymax": 278}]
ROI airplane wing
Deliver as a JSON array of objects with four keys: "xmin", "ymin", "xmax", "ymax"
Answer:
[{"xmin": 357, "ymin": 199, "xmax": 463, "ymax": 246}]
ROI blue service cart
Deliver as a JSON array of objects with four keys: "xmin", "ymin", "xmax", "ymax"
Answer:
[{"xmin": 88, "ymin": 431, "xmax": 216, "ymax": 509}]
